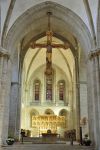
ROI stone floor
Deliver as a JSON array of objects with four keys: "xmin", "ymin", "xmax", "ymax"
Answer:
[{"xmin": 0, "ymin": 144, "xmax": 95, "ymax": 150}]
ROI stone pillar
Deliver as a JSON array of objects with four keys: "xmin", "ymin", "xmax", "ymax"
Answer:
[
  {"xmin": 0, "ymin": 47, "xmax": 11, "ymax": 146},
  {"xmin": 88, "ymin": 49, "xmax": 100, "ymax": 149},
  {"xmin": 97, "ymin": 0, "xmax": 100, "ymax": 47},
  {"xmin": 68, "ymin": 88, "xmax": 74, "ymax": 130},
  {"xmin": 75, "ymin": 57, "xmax": 80, "ymax": 141},
  {"xmin": 87, "ymin": 60, "xmax": 95, "ymax": 144},
  {"xmin": 8, "ymin": 49, "xmax": 21, "ymax": 140},
  {"xmin": 8, "ymin": 82, "xmax": 21, "ymax": 139}
]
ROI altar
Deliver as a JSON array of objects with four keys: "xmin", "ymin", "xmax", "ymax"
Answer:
[
  {"xmin": 42, "ymin": 133, "xmax": 58, "ymax": 143},
  {"xmin": 31, "ymin": 115, "xmax": 66, "ymax": 136}
]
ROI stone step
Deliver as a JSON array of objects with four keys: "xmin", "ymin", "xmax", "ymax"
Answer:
[
  {"xmin": 22, "ymin": 137, "xmax": 64, "ymax": 143},
  {"xmin": 22, "ymin": 137, "xmax": 42, "ymax": 142},
  {"xmin": 1, "ymin": 144, "xmax": 95, "ymax": 150}
]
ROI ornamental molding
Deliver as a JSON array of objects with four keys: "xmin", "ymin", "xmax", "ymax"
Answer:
[
  {"xmin": 89, "ymin": 48, "xmax": 100, "ymax": 59},
  {"xmin": 0, "ymin": 47, "xmax": 10, "ymax": 57}
]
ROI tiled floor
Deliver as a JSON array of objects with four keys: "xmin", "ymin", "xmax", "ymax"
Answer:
[{"xmin": 1, "ymin": 143, "xmax": 95, "ymax": 150}]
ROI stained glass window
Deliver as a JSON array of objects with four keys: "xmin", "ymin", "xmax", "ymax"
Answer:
[
  {"xmin": 46, "ymin": 76, "xmax": 52, "ymax": 100},
  {"xmin": 34, "ymin": 80, "xmax": 40, "ymax": 101},
  {"xmin": 59, "ymin": 81, "xmax": 65, "ymax": 101}
]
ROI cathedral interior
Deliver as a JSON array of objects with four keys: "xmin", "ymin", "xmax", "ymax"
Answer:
[{"xmin": 21, "ymin": 12, "xmax": 87, "ymax": 139}]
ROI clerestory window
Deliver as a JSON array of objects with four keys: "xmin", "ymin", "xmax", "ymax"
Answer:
[
  {"xmin": 58, "ymin": 81, "xmax": 65, "ymax": 101},
  {"xmin": 34, "ymin": 80, "xmax": 40, "ymax": 101}
]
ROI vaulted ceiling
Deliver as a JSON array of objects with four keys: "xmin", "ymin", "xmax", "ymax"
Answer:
[
  {"xmin": 1, "ymin": 0, "xmax": 99, "ymax": 84},
  {"xmin": 1, "ymin": 0, "xmax": 99, "ymax": 42},
  {"xmin": 23, "ymin": 36, "xmax": 75, "ymax": 83}
]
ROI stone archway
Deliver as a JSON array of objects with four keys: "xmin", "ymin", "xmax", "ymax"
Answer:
[
  {"xmin": 45, "ymin": 109, "xmax": 54, "ymax": 115},
  {"xmin": 0, "ymin": 1, "xmax": 95, "ymax": 146}
]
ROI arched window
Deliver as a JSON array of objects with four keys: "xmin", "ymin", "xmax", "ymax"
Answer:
[
  {"xmin": 59, "ymin": 109, "xmax": 67, "ymax": 117},
  {"xmin": 45, "ymin": 109, "xmax": 54, "ymax": 115},
  {"xmin": 58, "ymin": 81, "xmax": 65, "ymax": 101},
  {"xmin": 34, "ymin": 80, "xmax": 40, "ymax": 101},
  {"xmin": 46, "ymin": 76, "xmax": 52, "ymax": 100}
]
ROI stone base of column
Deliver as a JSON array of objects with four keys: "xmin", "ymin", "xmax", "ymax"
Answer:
[{"xmin": 0, "ymin": 137, "xmax": 7, "ymax": 146}]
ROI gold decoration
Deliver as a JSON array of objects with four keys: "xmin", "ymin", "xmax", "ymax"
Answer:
[{"xmin": 32, "ymin": 115, "xmax": 66, "ymax": 134}]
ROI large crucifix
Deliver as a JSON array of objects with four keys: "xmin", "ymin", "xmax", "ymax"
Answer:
[{"xmin": 30, "ymin": 12, "xmax": 69, "ymax": 75}]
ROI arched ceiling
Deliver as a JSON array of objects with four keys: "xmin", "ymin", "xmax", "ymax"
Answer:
[
  {"xmin": 24, "ymin": 36, "xmax": 75, "ymax": 83},
  {"xmin": 2, "ymin": 1, "xmax": 93, "ymax": 59},
  {"xmin": 1, "ymin": 0, "xmax": 94, "ymax": 84},
  {"xmin": 1, "ymin": 0, "xmax": 98, "ymax": 38}
]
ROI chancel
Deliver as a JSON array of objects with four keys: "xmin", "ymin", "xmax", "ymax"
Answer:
[{"xmin": 0, "ymin": 1, "xmax": 100, "ymax": 150}]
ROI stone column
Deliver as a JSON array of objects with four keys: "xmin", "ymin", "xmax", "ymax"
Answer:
[
  {"xmin": 97, "ymin": 0, "xmax": 100, "ymax": 47},
  {"xmin": 75, "ymin": 56, "xmax": 80, "ymax": 141},
  {"xmin": 0, "ymin": 47, "xmax": 11, "ymax": 146},
  {"xmin": 88, "ymin": 49, "xmax": 100, "ymax": 149},
  {"xmin": 87, "ymin": 59, "xmax": 96, "ymax": 144},
  {"xmin": 8, "ymin": 49, "xmax": 21, "ymax": 140},
  {"xmin": 68, "ymin": 88, "xmax": 74, "ymax": 130},
  {"xmin": 8, "ymin": 82, "xmax": 21, "ymax": 139}
]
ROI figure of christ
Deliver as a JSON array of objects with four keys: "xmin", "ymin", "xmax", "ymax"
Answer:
[
  {"xmin": 30, "ymin": 31, "xmax": 69, "ymax": 75},
  {"xmin": 30, "ymin": 12, "xmax": 69, "ymax": 75}
]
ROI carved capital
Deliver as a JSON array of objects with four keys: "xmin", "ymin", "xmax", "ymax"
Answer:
[
  {"xmin": 0, "ymin": 47, "xmax": 10, "ymax": 58},
  {"xmin": 89, "ymin": 48, "xmax": 100, "ymax": 59}
]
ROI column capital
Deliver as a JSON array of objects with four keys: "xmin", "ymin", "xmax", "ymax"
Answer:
[
  {"xmin": 0, "ymin": 46, "xmax": 10, "ymax": 58},
  {"xmin": 89, "ymin": 48, "xmax": 100, "ymax": 59}
]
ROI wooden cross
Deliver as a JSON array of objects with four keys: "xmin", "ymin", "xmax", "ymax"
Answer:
[{"xmin": 30, "ymin": 12, "xmax": 70, "ymax": 75}]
